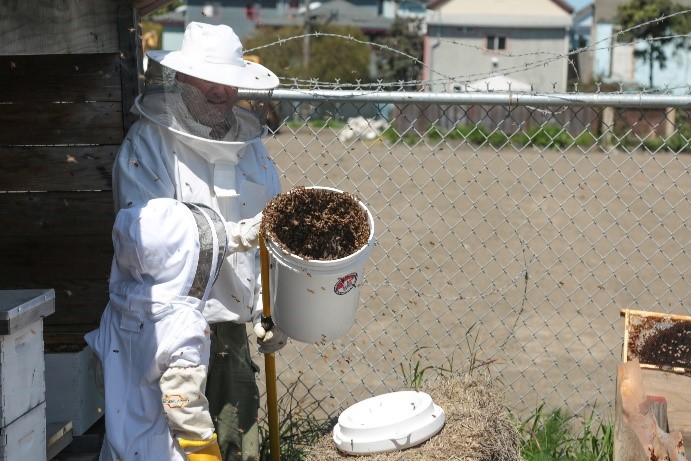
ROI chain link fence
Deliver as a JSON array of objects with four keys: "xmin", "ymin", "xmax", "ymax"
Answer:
[{"xmin": 250, "ymin": 88, "xmax": 690, "ymax": 426}]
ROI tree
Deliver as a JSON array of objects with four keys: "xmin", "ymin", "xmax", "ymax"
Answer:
[
  {"xmin": 374, "ymin": 17, "xmax": 424, "ymax": 84},
  {"xmin": 243, "ymin": 25, "xmax": 371, "ymax": 85},
  {"xmin": 615, "ymin": 0, "xmax": 691, "ymax": 88}
]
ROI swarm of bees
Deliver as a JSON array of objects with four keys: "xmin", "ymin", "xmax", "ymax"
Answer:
[{"xmin": 261, "ymin": 186, "xmax": 370, "ymax": 260}]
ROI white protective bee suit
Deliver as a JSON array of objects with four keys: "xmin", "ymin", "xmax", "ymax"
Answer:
[
  {"xmin": 113, "ymin": 95, "xmax": 280, "ymax": 326},
  {"xmin": 109, "ymin": 22, "xmax": 288, "ymax": 460},
  {"xmin": 85, "ymin": 198, "xmax": 228, "ymax": 460}
]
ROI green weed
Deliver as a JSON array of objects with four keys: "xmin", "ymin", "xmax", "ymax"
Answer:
[
  {"xmin": 515, "ymin": 404, "xmax": 613, "ymax": 461},
  {"xmin": 258, "ymin": 381, "xmax": 336, "ymax": 461}
]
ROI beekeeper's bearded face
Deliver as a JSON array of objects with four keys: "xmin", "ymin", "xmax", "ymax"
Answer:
[
  {"xmin": 138, "ymin": 22, "xmax": 280, "ymax": 143},
  {"xmin": 177, "ymin": 73, "xmax": 239, "ymax": 129}
]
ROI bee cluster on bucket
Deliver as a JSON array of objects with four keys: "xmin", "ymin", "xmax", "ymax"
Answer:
[{"xmin": 260, "ymin": 186, "xmax": 370, "ymax": 260}]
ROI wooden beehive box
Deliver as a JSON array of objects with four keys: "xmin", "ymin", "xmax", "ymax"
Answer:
[
  {"xmin": 0, "ymin": 402, "xmax": 47, "ymax": 461},
  {"xmin": 0, "ymin": 289, "xmax": 54, "ymax": 428},
  {"xmin": 614, "ymin": 308, "xmax": 691, "ymax": 461}
]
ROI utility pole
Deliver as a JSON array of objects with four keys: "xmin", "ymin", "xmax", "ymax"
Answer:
[
  {"xmin": 302, "ymin": 0, "xmax": 311, "ymax": 70},
  {"xmin": 301, "ymin": 0, "xmax": 311, "ymax": 121}
]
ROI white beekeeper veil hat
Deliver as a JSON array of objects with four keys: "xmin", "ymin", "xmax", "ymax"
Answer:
[
  {"xmin": 135, "ymin": 22, "xmax": 278, "ymax": 144},
  {"xmin": 147, "ymin": 22, "xmax": 278, "ymax": 89}
]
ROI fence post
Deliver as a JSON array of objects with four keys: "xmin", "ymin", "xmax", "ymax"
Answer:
[
  {"xmin": 602, "ymin": 106, "xmax": 615, "ymax": 148},
  {"xmin": 663, "ymin": 107, "xmax": 676, "ymax": 139}
]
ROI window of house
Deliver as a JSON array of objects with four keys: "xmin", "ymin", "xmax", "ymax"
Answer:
[
  {"xmin": 486, "ymin": 35, "xmax": 506, "ymax": 51},
  {"xmin": 202, "ymin": 3, "xmax": 221, "ymax": 18}
]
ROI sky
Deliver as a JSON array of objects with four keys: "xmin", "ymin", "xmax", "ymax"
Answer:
[{"xmin": 564, "ymin": 0, "xmax": 593, "ymax": 10}]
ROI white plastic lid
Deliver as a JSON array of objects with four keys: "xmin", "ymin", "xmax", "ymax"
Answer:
[{"xmin": 332, "ymin": 391, "xmax": 445, "ymax": 455}]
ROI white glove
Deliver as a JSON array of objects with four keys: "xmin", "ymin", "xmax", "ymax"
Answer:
[
  {"xmin": 253, "ymin": 316, "xmax": 288, "ymax": 354},
  {"xmin": 227, "ymin": 212, "xmax": 262, "ymax": 253}
]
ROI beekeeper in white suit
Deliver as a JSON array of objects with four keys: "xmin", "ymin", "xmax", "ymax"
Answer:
[
  {"xmin": 110, "ymin": 22, "xmax": 288, "ymax": 460},
  {"xmin": 86, "ymin": 198, "xmax": 229, "ymax": 460}
]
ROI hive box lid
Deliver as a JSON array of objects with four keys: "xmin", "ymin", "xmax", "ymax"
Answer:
[{"xmin": 0, "ymin": 289, "xmax": 55, "ymax": 335}]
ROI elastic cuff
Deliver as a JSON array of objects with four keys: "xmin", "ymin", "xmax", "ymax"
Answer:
[
  {"xmin": 185, "ymin": 441, "xmax": 222, "ymax": 461},
  {"xmin": 178, "ymin": 433, "xmax": 218, "ymax": 452}
]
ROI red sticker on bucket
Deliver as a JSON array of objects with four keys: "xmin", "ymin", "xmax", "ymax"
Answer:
[{"xmin": 334, "ymin": 273, "xmax": 358, "ymax": 295}]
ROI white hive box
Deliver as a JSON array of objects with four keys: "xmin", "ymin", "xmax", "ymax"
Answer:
[
  {"xmin": 0, "ymin": 401, "xmax": 47, "ymax": 461},
  {"xmin": 45, "ymin": 345, "xmax": 104, "ymax": 436},
  {"xmin": 0, "ymin": 289, "xmax": 55, "ymax": 428}
]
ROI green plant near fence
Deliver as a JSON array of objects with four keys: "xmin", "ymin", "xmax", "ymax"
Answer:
[
  {"xmin": 377, "ymin": 121, "xmax": 689, "ymax": 152},
  {"xmin": 258, "ymin": 381, "xmax": 337, "ymax": 461},
  {"xmin": 514, "ymin": 403, "xmax": 614, "ymax": 461}
]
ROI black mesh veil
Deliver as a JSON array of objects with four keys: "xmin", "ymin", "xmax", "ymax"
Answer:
[
  {"xmin": 185, "ymin": 203, "xmax": 228, "ymax": 301},
  {"xmin": 136, "ymin": 60, "xmax": 272, "ymax": 143}
]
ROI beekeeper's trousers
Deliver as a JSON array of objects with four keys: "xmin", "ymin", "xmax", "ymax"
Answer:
[{"xmin": 207, "ymin": 321, "xmax": 260, "ymax": 461}]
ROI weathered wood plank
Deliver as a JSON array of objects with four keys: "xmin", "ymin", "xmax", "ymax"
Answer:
[
  {"xmin": 44, "ymin": 279, "xmax": 109, "ymax": 327},
  {"xmin": 0, "ymin": 54, "xmax": 122, "ymax": 103},
  {"xmin": 614, "ymin": 363, "xmax": 690, "ymax": 461},
  {"xmin": 0, "ymin": 0, "xmax": 120, "ymax": 55},
  {"xmin": 0, "ymin": 192, "xmax": 114, "ymax": 331},
  {"xmin": 117, "ymin": 4, "xmax": 143, "ymax": 131},
  {"xmin": 0, "ymin": 237, "xmax": 112, "ymax": 332},
  {"xmin": 44, "ymin": 282, "xmax": 109, "ymax": 332},
  {"xmin": 640, "ymin": 369, "xmax": 691, "ymax": 443},
  {"xmin": 0, "ymin": 191, "xmax": 114, "ymax": 236},
  {"xmin": 0, "ymin": 145, "xmax": 116, "ymax": 192},
  {"xmin": 45, "ymin": 332, "xmax": 92, "ymax": 349},
  {"xmin": 0, "ymin": 101, "xmax": 123, "ymax": 145},
  {"xmin": 1, "ymin": 235, "xmax": 113, "ymax": 274}
]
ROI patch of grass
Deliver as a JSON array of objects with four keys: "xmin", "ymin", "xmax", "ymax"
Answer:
[
  {"xmin": 571, "ymin": 409, "xmax": 613, "ymax": 461},
  {"xmin": 425, "ymin": 125, "xmax": 445, "ymax": 140},
  {"xmin": 574, "ymin": 131, "xmax": 598, "ymax": 148},
  {"xmin": 527, "ymin": 124, "xmax": 573, "ymax": 149},
  {"xmin": 285, "ymin": 118, "xmax": 346, "ymax": 130},
  {"xmin": 380, "ymin": 126, "xmax": 423, "ymax": 145},
  {"xmin": 488, "ymin": 131, "xmax": 510, "ymax": 148},
  {"xmin": 515, "ymin": 403, "xmax": 613, "ymax": 461},
  {"xmin": 509, "ymin": 132, "xmax": 531, "ymax": 147},
  {"xmin": 259, "ymin": 381, "xmax": 336, "ymax": 461},
  {"xmin": 665, "ymin": 132, "xmax": 691, "ymax": 152},
  {"xmin": 399, "ymin": 346, "xmax": 445, "ymax": 389},
  {"xmin": 381, "ymin": 126, "xmax": 401, "ymax": 143}
]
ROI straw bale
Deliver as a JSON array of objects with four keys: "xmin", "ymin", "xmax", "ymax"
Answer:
[{"xmin": 304, "ymin": 374, "xmax": 520, "ymax": 461}]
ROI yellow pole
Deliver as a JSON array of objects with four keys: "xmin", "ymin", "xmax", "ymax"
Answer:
[{"xmin": 259, "ymin": 233, "xmax": 281, "ymax": 461}]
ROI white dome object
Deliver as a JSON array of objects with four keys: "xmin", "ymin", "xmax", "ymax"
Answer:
[{"xmin": 332, "ymin": 391, "xmax": 445, "ymax": 455}]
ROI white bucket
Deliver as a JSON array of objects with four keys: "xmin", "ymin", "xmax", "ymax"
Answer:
[{"xmin": 265, "ymin": 187, "xmax": 375, "ymax": 344}]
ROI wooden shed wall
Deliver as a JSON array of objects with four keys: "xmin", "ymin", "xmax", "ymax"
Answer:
[{"xmin": 0, "ymin": 0, "xmax": 143, "ymax": 345}]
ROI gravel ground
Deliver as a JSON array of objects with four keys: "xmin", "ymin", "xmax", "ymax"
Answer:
[{"xmin": 255, "ymin": 129, "xmax": 690, "ymax": 423}]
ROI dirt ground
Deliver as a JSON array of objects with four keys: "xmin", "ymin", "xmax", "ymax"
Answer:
[{"xmin": 254, "ymin": 129, "xmax": 690, "ymax": 423}]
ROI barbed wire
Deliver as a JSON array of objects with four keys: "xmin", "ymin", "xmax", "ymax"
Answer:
[{"xmin": 245, "ymin": 9, "xmax": 691, "ymax": 93}]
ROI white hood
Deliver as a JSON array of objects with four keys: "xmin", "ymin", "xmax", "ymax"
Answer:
[{"xmin": 108, "ymin": 198, "xmax": 227, "ymax": 319}]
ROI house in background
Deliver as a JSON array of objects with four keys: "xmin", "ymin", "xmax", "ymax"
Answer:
[
  {"xmin": 423, "ymin": 0, "xmax": 574, "ymax": 93},
  {"xmin": 181, "ymin": 0, "xmax": 392, "ymax": 42},
  {"xmin": 592, "ymin": 0, "xmax": 691, "ymax": 93},
  {"xmin": 256, "ymin": 0, "xmax": 393, "ymax": 37},
  {"xmin": 568, "ymin": 2, "xmax": 594, "ymax": 85}
]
